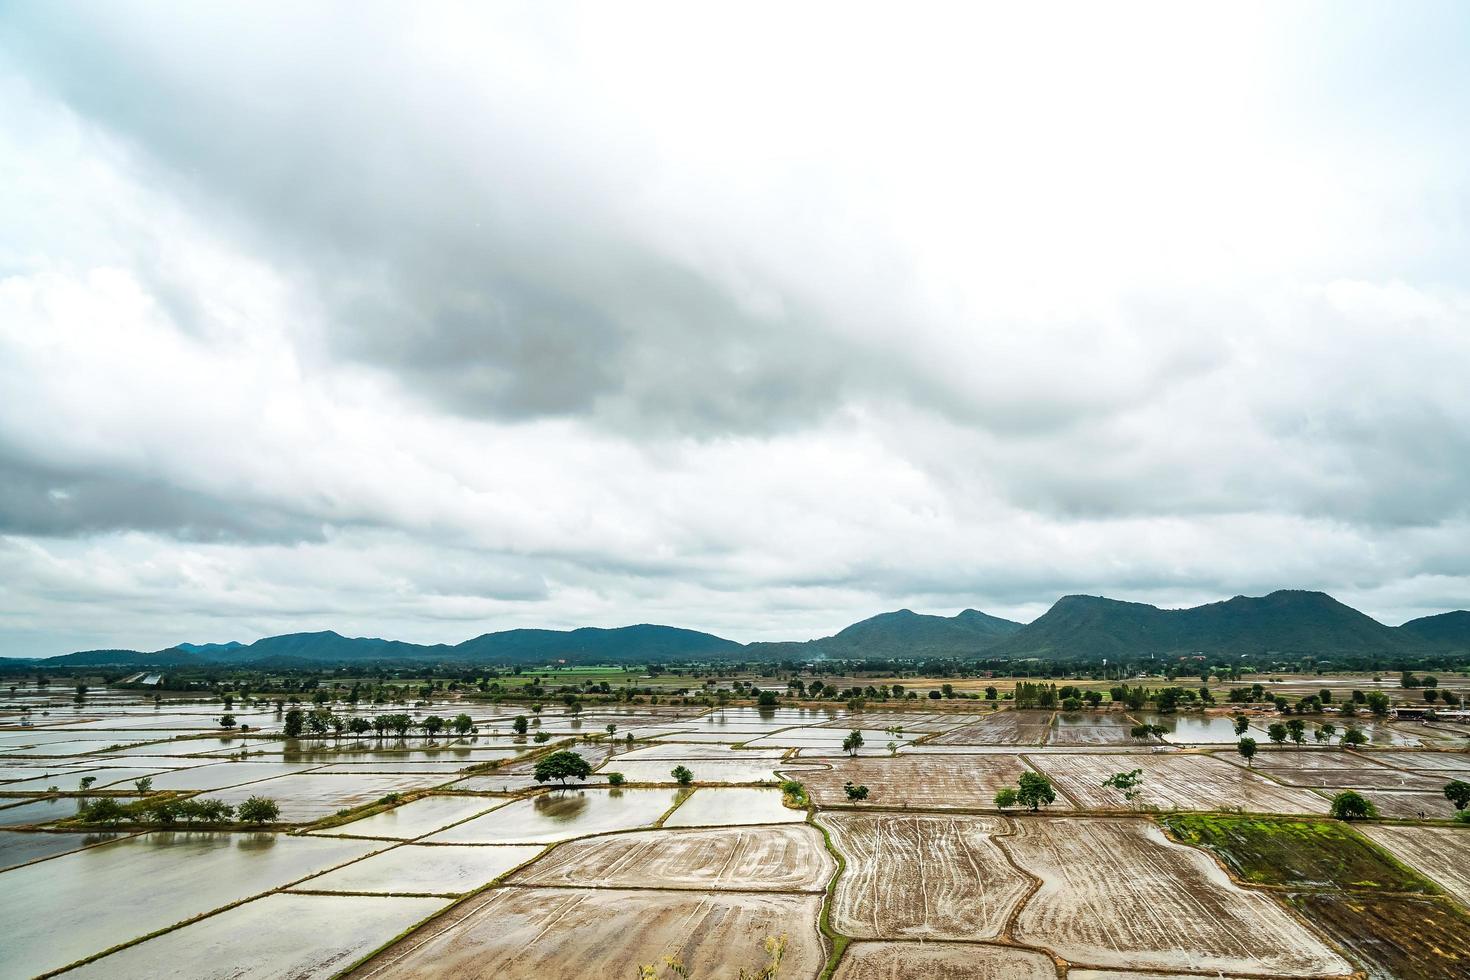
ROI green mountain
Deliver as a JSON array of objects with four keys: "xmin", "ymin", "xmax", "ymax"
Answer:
[
  {"xmin": 985, "ymin": 590, "xmax": 1413, "ymax": 659},
  {"xmin": 745, "ymin": 607, "xmax": 1024, "ymax": 659},
  {"xmin": 1396, "ymin": 610, "xmax": 1470, "ymax": 652}
]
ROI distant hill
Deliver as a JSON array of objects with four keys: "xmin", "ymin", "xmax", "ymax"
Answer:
[
  {"xmin": 1396, "ymin": 610, "xmax": 1470, "ymax": 652},
  {"xmin": 745, "ymin": 607, "xmax": 1024, "ymax": 659},
  {"xmin": 20, "ymin": 592, "xmax": 1469, "ymax": 666},
  {"xmin": 985, "ymin": 590, "xmax": 1420, "ymax": 659}
]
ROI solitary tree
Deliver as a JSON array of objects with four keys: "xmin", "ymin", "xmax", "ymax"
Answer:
[
  {"xmin": 219, "ymin": 713, "xmax": 237, "ymax": 729},
  {"xmin": 512, "ymin": 715, "xmax": 530, "ymax": 736},
  {"xmin": 1329, "ymin": 791, "xmax": 1377, "ymax": 821},
  {"xmin": 421, "ymin": 715, "xmax": 446, "ymax": 739},
  {"xmin": 672, "ymin": 765, "xmax": 694, "ymax": 786},
  {"xmin": 1233, "ymin": 715, "xmax": 1250, "ymax": 736},
  {"xmin": 1267, "ymin": 722, "xmax": 1288, "ymax": 746},
  {"xmin": 134, "ymin": 776, "xmax": 153, "ymax": 795},
  {"xmin": 1237, "ymin": 736, "xmax": 1258, "ymax": 767},
  {"xmin": 1445, "ymin": 780, "xmax": 1470, "ymax": 811},
  {"xmin": 1102, "ymin": 768, "xmax": 1144, "ymax": 806},
  {"xmin": 606, "ymin": 772, "xmax": 626, "ymax": 786},
  {"xmin": 451, "ymin": 713, "xmax": 475, "ymax": 736},
  {"xmin": 534, "ymin": 750, "xmax": 593, "ymax": 786},
  {"xmin": 283, "ymin": 709, "xmax": 305, "ymax": 738},
  {"xmin": 1286, "ymin": 719, "xmax": 1307, "ymax": 745},
  {"xmin": 843, "ymin": 781, "xmax": 869, "ymax": 801},
  {"xmin": 842, "ymin": 730, "xmax": 865, "ymax": 756},
  {"xmin": 1365, "ymin": 692, "xmax": 1391, "ymax": 717},
  {"xmin": 1016, "ymin": 772, "xmax": 1056, "ymax": 812},
  {"xmin": 1341, "ymin": 726, "xmax": 1368, "ymax": 749},
  {"xmin": 237, "ymin": 796, "xmax": 281, "ymax": 825},
  {"xmin": 757, "ymin": 690, "xmax": 779, "ymax": 708}
]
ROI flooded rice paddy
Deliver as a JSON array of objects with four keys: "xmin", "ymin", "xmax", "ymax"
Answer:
[{"xmin": 3, "ymin": 683, "xmax": 1465, "ymax": 978}]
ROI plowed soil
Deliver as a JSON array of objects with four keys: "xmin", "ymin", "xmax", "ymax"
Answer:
[
  {"xmin": 1287, "ymin": 892, "xmax": 1470, "ymax": 979},
  {"xmin": 1026, "ymin": 753, "xmax": 1330, "ymax": 813},
  {"xmin": 832, "ymin": 941, "xmax": 1057, "ymax": 979},
  {"xmin": 821, "ymin": 812, "xmax": 1030, "ymax": 940},
  {"xmin": 788, "ymin": 754, "xmax": 1050, "ymax": 809}
]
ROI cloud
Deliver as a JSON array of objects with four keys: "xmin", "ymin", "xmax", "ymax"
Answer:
[{"xmin": 0, "ymin": 3, "xmax": 1467, "ymax": 655}]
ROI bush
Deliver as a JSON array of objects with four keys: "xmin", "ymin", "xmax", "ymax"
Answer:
[
  {"xmin": 843, "ymin": 781, "xmax": 869, "ymax": 801},
  {"xmin": 606, "ymin": 772, "xmax": 625, "ymax": 786},
  {"xmin": 756, "ymin": 691, "xmax": 779, "ymax": 707},
  {"xmin": 780, "ymin": 780, "xmax": 806, "ymax": 805},
  {"xmin": 1329, "ymin": 791, "xmax": 1377, "ymax": 821},
  {"xmin": 671, "ymin": 765, "xmax": 694, "ymax": 786},
  {"xmin": 994, "ymin": 787, "xmax": 1018, "ymax": 810},
  {"xmin": 238, "ymin": 796, "xmax": 281, "ymax": 825}
]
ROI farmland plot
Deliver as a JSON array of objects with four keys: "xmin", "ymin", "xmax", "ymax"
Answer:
[
  {"xmin": 1287, "ymin": 892, "xmax": 1470, "ymax": 980},
  {"xmin": 60, "ymin": 892, "xmax": 449, "ymax": 980},
  {"xmin": 422, "ymin": 787, "xmax": 685, "ymax": 844},
  {"xmin": 614, "ymin": 743, "xmax": 790, "ymax": 761},
  {"xmin": 1262, "ymin": 767, "xmax": 1445, "ymax": 790},
  {"xmin": 294, "ymin": 843, "xmax": 542, "ymax": 895},
  {"xmin": 1049, "ymin": 712, "xmax": 1137, "ymax": 746},
  {"xmin": 511, "ymin": 824, "xmax": 833, "ymax": 891},
  {"xmin": 1359, "ymin": 751, "xmax": 1470, "ymax": 774},
  {"xmin": 1349, "ymin": 789, "xmax": 1460, "ymax": 820},
  {"xmin": 345, "ymin": 886, "xmax": 826, "ymax": 979},
  {"xmin": 789, "ymin": 754, "xmax": 1047, "ymax": 809},
  {"xmin": 595, "ymin": 757, "xmax": 791, "ymax": 783},
  {"xmin": 1246, "ymin": 751, "xmax": 1401, "ymax": 771},
  {"xmin": 832, "ymin": 941, "xmax": 1057, "ymax": 979},
  {"xmin": 820, "ymin": 812, "xmax": 1030, "ymax": 939},
  {"xmin": 209, "ymin": 772, "xmax": 453, "ymax": 822},
  {"xmin": 1359, "ymin": 825, "xmax": 1470, "ymax": 906},
  {"xmin": 1003, "ymin": 817, "xmax": 1351, "ymax": 975},
  {"xmin": 1027, "ymin": 753, "xmax": 1330, "ymax": 813},
  {"xmin": 664, "ymin": 787, "xmax": 805, "ymax": 826},
  {"xmin": 315, "ymin": 794, "xmax": 506, "ymax": 839},
  {"xmin": 929, "ymin": 711, "xmax": 1053, "ymax": 745}
]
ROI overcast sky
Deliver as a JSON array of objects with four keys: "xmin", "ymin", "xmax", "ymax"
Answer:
[{"xmin": 1, "ymin": 2, "xmax": 1468, "ymax": 656}]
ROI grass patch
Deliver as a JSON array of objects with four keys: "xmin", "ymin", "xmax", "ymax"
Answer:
[{"xmin": 1161, "ymin": 813, "xmax": 1437, "ymax": 892}]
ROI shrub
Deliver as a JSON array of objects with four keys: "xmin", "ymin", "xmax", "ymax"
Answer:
[
  {"xmin": 238, "ymin": 796, "xmax": 281, "ymax": 824},
  {"xmin": 606, "ymin": 772, "xmax": 626, "ymax": 786},
  {"xmin": 1329, "ymin": 791, "xmax": 1377, "ymax": 821},
  {"xmin": 843, "ymin": 781, "xmax": 869, "ymax": 801},
  {"xmin": 993, "ymin": 787, "xmax": 1018, "ymax": 810},
  {"xmin": 671, "ymin": 765, "xmax": 694, "ymax": 786}
]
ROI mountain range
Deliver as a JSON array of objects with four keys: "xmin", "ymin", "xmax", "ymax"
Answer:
[{"xmin": 16, "ymin": 590, "xmax": 1470, "ymax": 667}]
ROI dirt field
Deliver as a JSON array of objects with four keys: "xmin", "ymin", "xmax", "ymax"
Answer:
[
  {"xmin": 1048, "ymin": 712, "xmax": 1137, "ymax": 746},
  {"xmin": 1245, "ymin": 751, "xmax": 1402, "ymax": 771},
  {"xmin": 1359, "ymin": 751, "xmax": 1470, "ymax": 774},
  {"xmin": 1351, "ymin": 789, "xmax": 1462, "ymax": 820},
  {"xmin": 1359, "ymin": 825, "xmax": 1470, "ymax": 906},
  {"xmin": 1287, "ymin": 892, "xmax": 1470, "ymax": 979},
  {"xmin": 831, "ymin": 941, "xmax": 1058, "ymax": 979},
  {"xmin": 511, "ymin": 824, "xmax": 834, "ymax": 892},
  {"xmin": 1027, "ymin": 753, "xmax": 1331, "ymax": 813},
  {"xmin": 1160, "ymin": 814, "xmax": 1433, "ymax": 891},
  {"xmin": 1003, "ymin": 817, "xmax": 1352, "ymax": 975},
  {"xmin": 929, "ymin": 711, "xmax": 1054, "ymax": 745},
  {"xmin": 787, "ymin": 754, "xmax": 1049, "ymax": 809},
  {"xmin": 1261, "ymin": 767, "xmax": 1446, "ymax": 790},
  {"xmin": 820, "ymin": 812, "xmax": 1030, "ymax": 940},
  {"xmin": 345, "ymin": 886, "xmax": 827, "ymax": 979}
]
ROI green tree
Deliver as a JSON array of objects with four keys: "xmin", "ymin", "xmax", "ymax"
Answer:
[
  {"xmin": 1315, "ymin": 722, "xmax": 1336, "ymax": 743},
  {"xmin": 283, "ymin": 708, "xmax": 305, "ymax": 738},
  {"xmin": 1341, "ymin": 726, "xmax": 1368, "ymax": 748},
  {"xmin": 1329, "ymin": 790, "xmax": 1377, "ymax": 821},
  {"xmin": 1286, "ymin": 719, "xmax": 1307, "ymax": 745},
  {"xmin": 842, "ymin": 730, "xmax": 865, "ymax": 756},
  {"xmin": 238, "ymin": 796, "xmax": 281, "ymax": 824},
  {"xmin": 134, "ymin": 776, "xmax": 153, "ymax": 794},
  {"xmin": 756, "ymin": 690, "xmax": 779, "ymax": 708},
  {"xmin": 451, "ymin": 713, "xmax": 475, "ymax": 736},
  {"xmin": 421, "ymin": 715, "xmax": 446, "ymax": 739},
  {"xmin": 1237, "ymin": 736, "xmax": 1258, "ymax": 767},
  {"xmin": 605, "ymin": 724, "xmax": 617, "ymax": 736},
  {"xmin": 1365, "ymin": 691, "xmax": 1391, "ymax": 717},
  {"xmin": 512, "ymin": 715, "xmax": 529, "ymax": 736},
  {"xmin": 1233, "ymin": 715, "xmax": 1250, "ymax": 736},
  {"xmin": 1444, "ymin": 780, "xmax": 1470, "ymax": 811},
  {"xmin": 671, "ymin": 765, "xmax": 694, "ymax": 786},
  {"xmin": 1267, "ymin": 722, "xmax": 1288, "ymax": 745},
  {"xmin": 1102, "ymin": 768, "xmax": 1144, "ymax": 805},
  {"xmin": 985, "ymin": 686, "xmax": 998, "ymax": 700},
  {"xmin": 606, "ymin": 772, "xmax": 626, "ymax": 787},
  {"xmin": 843, "ymin": 781, "xmax": 869, "ymax": 801},
  {"xmin": 994, "ymin": 787, "xmax": 1018, "ymax": 810},
  {"xmin": 1016, "ymin": 772, "xmax": 1056, "ymax": 811},
  {"xmin": 348, "ymin": 716, "xmax": 372, "ymax": 736},
  {"xmin": 218, "ymin": 713, "xmax": 237, "ymax": 729},
  {"xmin": 534, "ymin": 750, "xmax": 593, "ymax": 785}
]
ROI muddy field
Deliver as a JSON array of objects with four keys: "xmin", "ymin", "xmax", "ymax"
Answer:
[
  {"xmin": 1004, "ymin": 817, "xmax": 1352, "ymax": 975},
  {"xmin": 1262, "ymin": 767, "xmax": 1446, "ymax": 790},
  {"xmin": 789, "ymin": 754, "xmax": 1048, "ymax": 809},
  {"xmin": 1350, "ymin": 789, "xmax": 1462, "ymax": 820},
  {"xmin": 831, "ymin": 941, "xmax": 1058, "ymax": 979},
  {"xmin": 345, "ymin": 886, "xmax": 827, "ymax": 979},
  {"xmin": 1047, "ymin": 712, "xmax": 1137, "ymax": 746},
  {"xmin": 929, "ymin": 711, "xmax": 1054, "ymax": 745},
  {"xmin": 821, "ymin": 812, "xmax": 1030, "ymax": 940},
  {"xmin": 1028, "ymin": 753, "xmax": 1331, "ymax": 813},
  {"xmin": 1288, "ymin": 892, "xmax": 1470, "ymax": 979},
  {"xmin": 1359, "ymin": 825, "xmax": 1470, "ymax": 906},
  {"xmin": 511, "ymin": 824, "xmax": 833, "ymax": 891}
]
